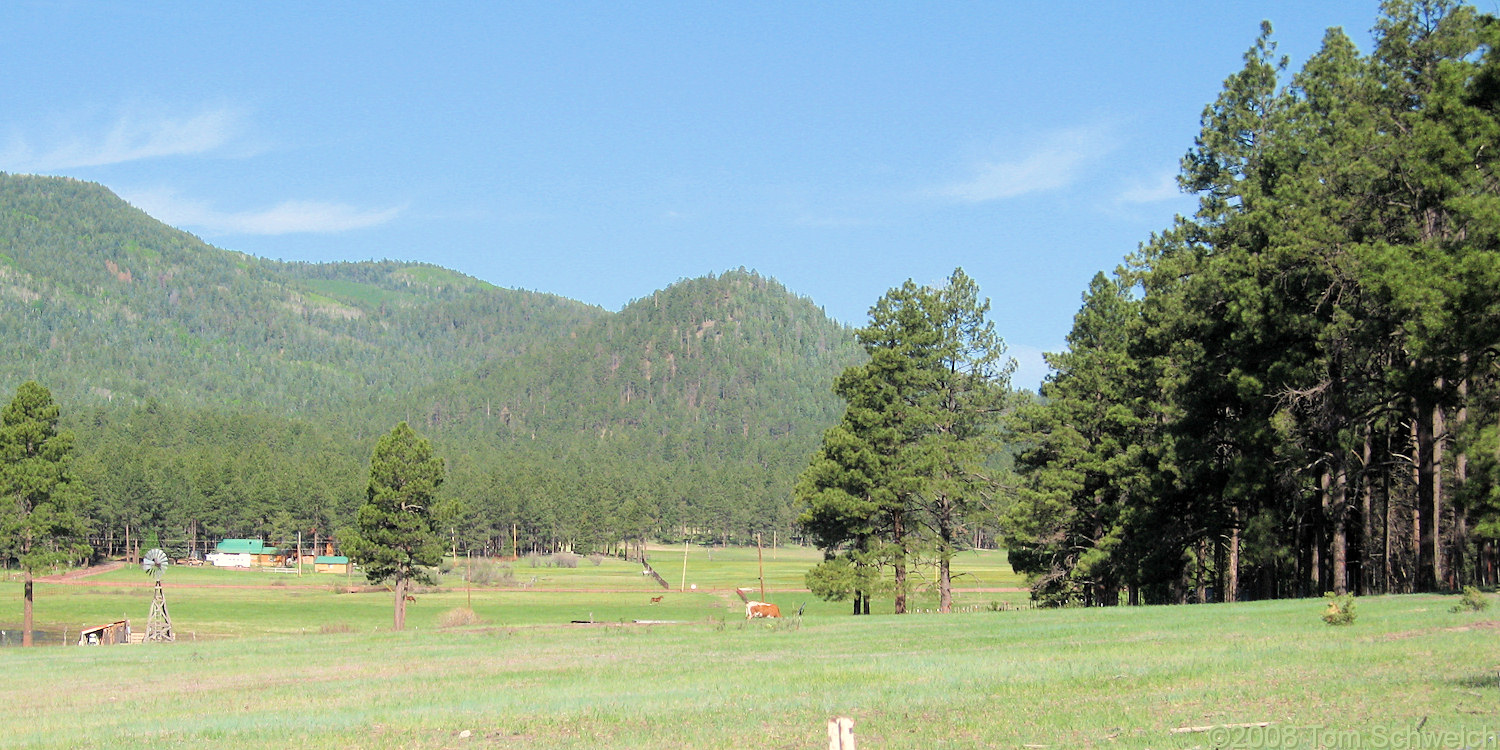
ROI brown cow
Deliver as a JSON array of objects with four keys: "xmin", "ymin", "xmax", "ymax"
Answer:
[
  {"xmin": 745, "ymin": 601, "xmax": 781, "ymax": 619},
  {"xmin": 650, "ymin": 596, "xmax": 663, "ymax": 605}
]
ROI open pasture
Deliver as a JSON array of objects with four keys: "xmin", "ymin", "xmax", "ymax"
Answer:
[
  {"xmin": 4, "ymin": 546, "xmax": 1027, "ymax": 642},
  {"xmin": 0, "ymin": 591, "xmax": 1494, "ymax": 749}
]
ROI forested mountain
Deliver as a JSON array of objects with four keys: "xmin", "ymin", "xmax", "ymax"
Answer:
[
  {"xmin": 0, "ymin": 173, "xmax": 862, "ymax": 556},
  {"xmin": 0, "ymin": 174, "xmax": 608, "ymax": 418}
]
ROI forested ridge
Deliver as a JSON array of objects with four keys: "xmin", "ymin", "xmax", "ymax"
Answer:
[
  {"xmin": 1006, "ymin": 0, "xmax": 1500, "ymax": 603},
  {"xmin": 0, "ymin": 173, "xmax": 862, "ymax": 557}
]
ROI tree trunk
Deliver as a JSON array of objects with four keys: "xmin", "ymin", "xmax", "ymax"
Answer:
[
  {"xmin": 1194, "ymin": 537, "xmax": 1208, "ymax": 603},
  {"xmin": 1382, "ymin": 439, "xmax": 1393, "ymax": 594},
  {"xmin": 1331, "ymin": 461, "xmax": 1348, "ymax": 596},
  {"xmin": 393, "ymin": 576, "xmax": 408, "ymax": 631},
  {"xmin": 1361, "ymin": 433, "xmax": 1374, "ymax": 596},
  {"xmin": 938, "ymin": 501, "xmax": 954, "ymax": 614},
  {"xmin": 1453, "ymin": 377, "xmax": 1468, "ymax": 587},
  {"xmin": 939, "ymin": 553, "xmax": 952, "ymax": 614},
  {"xmin": 892, "ymin": 512, "xmax": 908, "ymax": 615},
  {"xmin": 1416, "ymin": 396, "xmax": 1441, "ymax": 591},
  {"xmin": 1433, "ymin": 397, "xmax": 1445, "ymax": 589},
  {"xmin": 1226, "ymin": 511, "xmax": 1241, "ymax": 603},
  {"xmin": 23, "ymin": 573, "xmax": 34, "ymax": 647}
]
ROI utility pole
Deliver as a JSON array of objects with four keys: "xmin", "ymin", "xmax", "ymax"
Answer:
[
  {"xmin": 297, "ymin": 531, "xmax": 302, "ymax": 577},
  {"xmin": 680, "ymin": 535, "xmax": 689, "ymax": 593},
  {"xmin": 757, "ymin": 532, "xmax": 765, "ymax": 599}
]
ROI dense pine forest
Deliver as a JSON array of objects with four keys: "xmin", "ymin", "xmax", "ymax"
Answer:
[
  {"xmin": 0, "ymin": 174, "xmax": 863, "ymax": 559},
  {"xmin": 1005, "ymin": 0, "xmax": 1500, "ymax": 604}
]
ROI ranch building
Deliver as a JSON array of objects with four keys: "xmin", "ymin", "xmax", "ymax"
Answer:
[
  {"xmin": 78, "ymin": 620, "xmax": 131, "ymax": 645},
  {"xmin": 207, "ymin": 539, "xmax": 283, "ymax": 568},
  {"xmin": 314, "ymin": 555, "xmax": 350, "ymax": 574}
]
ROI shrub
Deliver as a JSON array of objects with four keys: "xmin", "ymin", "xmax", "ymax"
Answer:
[
  {"xmin": 553, "ymin": 552, "xmax": 579, "ymax": 569},
  {"xmin": 320, "ymin": 621, "xmax": 353, "ymax": 634},
  {"xmin": 464, "ymin": 560, "xmax": 511, "ymax": 586},
  {"xmin": 525, "ymin": 553, "xmax": 544, "ymax": 568},
  {"xmin": 438, "ymin": 558, "xmax": 456, "ymax": 574},
  {"xmin": 588, "ymin": 553, "xmax": 604, "ymax": 567},
  {"xmin": 1322, "ymin": 592, "xmax": 1357, "ymax": 626},
  {"xmin": 1451, "ymin": 585, "xmax": 1491, "ymax": 613},
  {"xmin": 438, "ymin": 607, "xmax": 482, "ymax": 628}
]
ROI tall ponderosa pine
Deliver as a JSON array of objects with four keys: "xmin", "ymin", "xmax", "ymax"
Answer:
[
  {"xmin": 1007, "ymin": 272, "xmax": 1147, "ymax": 605},
  {"xmin": 1007, "ymin": 0, "xmax": 1500, "ymax": 605},
  {"xmin": 0, "ymin": 381, "xmax": 91, "ymax": 646},
  {"xmin": 347, "ymin": 421, "xmax": 446, "ymax": 631},
  {"xmin": 913, "ymin": 270, "xmax": 1012, "ymax": 613},
  {"xmin": 799, "ymin": 269, "xmax": 1010, "ymax": 614}
]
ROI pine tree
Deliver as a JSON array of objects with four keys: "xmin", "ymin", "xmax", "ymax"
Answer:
[
  {"xmin": 1007, "ymin": 272, "xmax": 1146, "ymax": 605},
  {"xmin": 798, "ymin": 270, "xmax": 1010, "ymax": 614},
  {"xmin": 346, "ymin": 421, "xmax": 446, "ymax": 631},
  {"xmin": 0, "ymin": 381, "xmax": 91, "ymax": 646}
]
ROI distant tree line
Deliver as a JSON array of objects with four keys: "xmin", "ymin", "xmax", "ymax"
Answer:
[{"xmin": 1005, "ymin": 1, "xmax": 1500, "ymax": 605}]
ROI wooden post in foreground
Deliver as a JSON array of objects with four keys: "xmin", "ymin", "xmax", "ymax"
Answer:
[{"xmin": 827, "ymin": 717, "xmax": 855, "ymax": 750}]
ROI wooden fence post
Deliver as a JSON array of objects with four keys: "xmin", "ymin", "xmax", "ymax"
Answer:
[{"xmin": 827, "ymin": 717, "xmax": 855, "ymax": 750}]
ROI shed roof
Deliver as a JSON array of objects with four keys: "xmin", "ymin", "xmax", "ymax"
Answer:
[
  {"xmin": 215, "ymin": 539, "xmax": 267, "ymax": 554},
  {"xmin": 80, "ymin": 620, "xmax": 129, "ymax": 635},
  {"xmin": 314, "ymin": 556, "xmax": 349, "ymax": 564}
]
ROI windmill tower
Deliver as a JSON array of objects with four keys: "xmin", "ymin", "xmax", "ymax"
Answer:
[{"xmin": 142, "ymin": 548, "xmax": 175, "ymax": 642}]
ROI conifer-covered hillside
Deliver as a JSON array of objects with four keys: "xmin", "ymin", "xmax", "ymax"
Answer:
[{"xmin": 0, "ymin": 174, "xmax": 865, "ymax": 552}]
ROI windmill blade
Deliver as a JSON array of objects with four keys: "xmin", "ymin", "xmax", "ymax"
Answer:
[{"xmin": 142, "ymin": 548, "xmax": 169, "ymax": 580}]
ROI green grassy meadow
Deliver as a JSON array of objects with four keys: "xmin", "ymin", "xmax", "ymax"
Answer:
[
  {"xmin": 4, "ymin": 546, "xmax": 1028, "ymax": 641},
  {"xmin": 2, "ymin": 550, "xmax": 1494, "ymax": 749}
]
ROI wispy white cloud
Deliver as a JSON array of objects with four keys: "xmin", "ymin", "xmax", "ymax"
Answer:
[
  {"xmin": 941, "ymin": 124, "xmax": 1117, "ymax": 203},
  {"xmin": 1, "ymin": 104, "xmax": 250, "ymax": 172},
  {"xmin": 1117, "ymin": 169, "xmax": 1184, "ymax": 205},
  {"xmin": 124, "ymin": 188, "xmax": 404, "ymax": 235}
]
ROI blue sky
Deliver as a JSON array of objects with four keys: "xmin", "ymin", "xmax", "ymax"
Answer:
[{"xmin": 3, "ymin": 1, "xmax": 1387, "ymax": 389}]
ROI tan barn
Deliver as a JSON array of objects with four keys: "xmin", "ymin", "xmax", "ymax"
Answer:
[{"xmin": 314, "ymin": 555, "xmax": 351, "ymax": 574}]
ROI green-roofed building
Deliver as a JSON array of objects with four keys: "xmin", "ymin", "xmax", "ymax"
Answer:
[
  {"xmin": 314, "ymin": 555, "xmax": 351, "ymax": 574},
  {"xmin": 209, "ymin": 539, "xmax": 283, "ymax": 568},
  {"xmin": 215, "ymin": 539, "xmax": 268, "ymax": 554}
]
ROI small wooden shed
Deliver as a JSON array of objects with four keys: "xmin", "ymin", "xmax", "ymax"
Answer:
[
  {"xmin": 314, "ymin": 555, "xmax": 350, "ymax": 574},
  {"xmin": 78, "ymin": 620, "xmax": 131, "ymax": 645}
]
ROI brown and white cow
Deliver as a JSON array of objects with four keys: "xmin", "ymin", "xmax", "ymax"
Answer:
[{"xmin": 745, "ymin": 601, "xmax": 781, "ymax": 619}]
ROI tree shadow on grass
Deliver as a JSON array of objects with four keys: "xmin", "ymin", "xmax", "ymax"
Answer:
[{"xmin": 1453, "ymin": 673, "xmax": 1499, "ymax": 690}]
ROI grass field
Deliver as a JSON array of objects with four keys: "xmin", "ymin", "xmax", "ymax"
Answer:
[
  {"xmin": 3, "ymin": 545, "xmax": 1028, "ymax": 641},
  {"xmin": 1, "ymin": 550, "xmax": 1494, "ymax": 749}
]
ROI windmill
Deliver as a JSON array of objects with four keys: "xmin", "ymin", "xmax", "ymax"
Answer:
[{"xmin": 141, "ymin": 548, "xmax": 175, "ymax": 642}]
